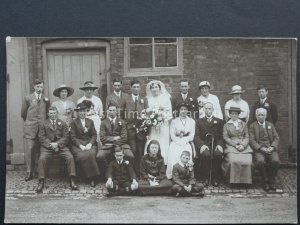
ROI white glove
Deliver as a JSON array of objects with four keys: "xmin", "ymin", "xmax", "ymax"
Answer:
[
  {"xmin": 200, "ymin": 145, "xmax": 209, "ymax": 154},
  {"xmin": 106, "ymin": 178, "xmax": 113, "ymax": 189},
  {"xmin": 79, "ymin": 145, "xmax": 86, "ymax": 151}
]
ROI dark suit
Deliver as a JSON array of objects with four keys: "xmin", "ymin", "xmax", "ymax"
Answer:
[
  {"xmin": 21, "ymin": 93, "xmax": 50, "ymax": 173},
  {"xmin": 253, "ymin": 98, "xmax": 278, "ymax": 124},
  {"xmin": 172, "ymin": 163, "xmax": 204, "ymax": 195},
  {"xmin": 194, "ymin": 117, "xmax": 224, "ymax": 181},
  {"xmin": 249, "ymin": 121, "xmax": 280, "ymax": 184},
  {"xmin": 171, "ymin": 92, "xmax": 198, "ymax": 119},
  {"xmin": 124, "ymin": 94, "xmax": 148, "ymax": 175},
  {"xmin": 106, "ymin": 160, "xmax": 137, "ymax": 192},
  {"xmin": 106, "ymin": 91, "xmax": 130, "ymax": 119},
  {"xmin": 38, "ymin": 119, "xmax": 76, "ymax": 179},
  {"xmin": 70, "ymin": 118, "xmax": 100, "ymax": 179},
  {"xmin": 97, "ymin": 117, "xmax": 134, "ymax": 173}
]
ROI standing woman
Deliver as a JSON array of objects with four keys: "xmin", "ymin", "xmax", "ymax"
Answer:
[
  {"xmin": 221, "ymin": 107, "xmax": 253, "ymax": 187},
  {"xmin": 52, "ymin": 84, "xmax": 76, "ymax": 127},
  {"xmin": 166, "ymin": 103, "xmax": 195, "ymax": 179},
  {"xmin": 70, "ymin": 102, "xmax": 100, "ymax": 187},
  {"xmin": 139, "ymin": 140, "xmax": 173, "ymax": 195}
]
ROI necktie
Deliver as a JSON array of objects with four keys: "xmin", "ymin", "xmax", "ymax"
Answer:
[
  {"xmin": 183, "ymin": 94, "xmax": 186, "ymax": 101},
  {"xmin": 111, "ymin": 119, "xmax": 114, "ymax": 131},
  {"xmin": 52, "ymin": 120, "xmax": 56, "ymax": 130},
  {"xmin": 207, "ymin": 117, "xmax": 212, "ymax": 123}
]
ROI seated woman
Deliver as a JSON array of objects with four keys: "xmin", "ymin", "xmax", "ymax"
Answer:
[
  {"xmin": 70, "ymin": 102, "xmax": 100, "ymax": 187},
  {"xmin": 138, "ymin": 140, "xmax": 173, "ymax": 195},
  {"xmin": 166, "ymin": 102, "xmax": 195, "ymax": 179},
  {"xmin": 52, "ymin": 84, "xmax": 76, "ymax": 127},
  {"xmin": 221, "ymin": 107, "xmax": 253, "ymax": 187}
]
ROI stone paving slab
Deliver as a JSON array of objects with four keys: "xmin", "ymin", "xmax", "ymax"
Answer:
[{"xmin": 5, "ymin": 168, "xmax": 296, "ymax": 200}]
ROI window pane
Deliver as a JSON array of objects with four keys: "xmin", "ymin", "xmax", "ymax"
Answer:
[
  {"xmin": 130, "ymin": 46, "xmax": 152, "ymax": 68},
  {"xmin": 129, "ymin": 38, "xmax": 152, "ymax": 44},
  {"xmin": 154, "ymin": 38, "xmax": 177, "ymax": 43},
  {"xmin": 155, "ymin": 45, "xmax": 177, "ymax": 67}
]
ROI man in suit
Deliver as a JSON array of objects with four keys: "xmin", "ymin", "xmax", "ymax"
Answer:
[
  {"xmin": 124, "ymin": 80, "xmax": 148, "ymax": 176},
  {"xmin": 253, "ymin": 85, "xmax": 278, "ymax": 124},
  {"xmin": 194, "ymin": 102, "xmax": 224, "ymax": 187},
  {"xmin": 36, "ymin": 107, "xmax": 78, "ymax": 193},
  {"xmin": 97, "ymin": 103, "xmax": 134, "ymax": 178},
  {"xmin": 106, "ymin": 78, "xmax": 130, "ymax": 119},
  {"xmin": 171, "ymin": 79, "xmax": 198, "ymax": 119},
  {"xmin": 249, "ymin": 108, "xmax": 280, "ymax": 191},
  {"xmin": 21, "ymin": 79, "xmax": 50, "ymax": 181},
  {"xmin": 105, "ymin": 146, "xmax": 138, "ymax": 196}
]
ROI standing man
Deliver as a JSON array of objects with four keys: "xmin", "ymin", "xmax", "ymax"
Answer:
[
  {"xmin": 124, "ymin": 80, "xmax": 148, "ymax": 175},
  {"xmin": 106, "ymin": 78, "xmax": 130, "ymax": 119},
  {"xmin": 21, "ymin": 79, "xmax": 50, "ymax": 181},
  {"xmin": 171, "ymin": 79, "xmax": 198, "ymax": 118},
  {"xmin": 249, "ymin": 108, "xmax": 280, "ymax": 191},
  {"xmin": 197, "ymin": 81, "xmax": 223, "ymax": 120},
  {"xmin": 36, "ymin": 107, "xmax": 78, "ymax": 193},
  {"xmin": 194, "ymin": 102, "xmax": 224, "ymax": 187},
  {"xmin": 253, "ymin": 85, "xmax": 278, "ymax": 124}
]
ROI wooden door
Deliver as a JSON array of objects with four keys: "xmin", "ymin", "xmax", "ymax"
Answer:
[{"xmin": 44, "ymin": 49, "xmax": 107, "ymax": 104}]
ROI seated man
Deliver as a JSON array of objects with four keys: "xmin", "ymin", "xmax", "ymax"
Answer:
[
  {"xmin": 172, "ymin": 151, "xmax": 204, "ymax": 197},
  {"xmin": 36, "ymin": 106, "xmax": 78, "ymax": 193},
  {"xmin": 97, "ymin": 103, "xmax": 134, "ymax": 177},
  {"xmin": 249, "ymin": 108, "xmax": 280, "ymax": 191},
  {"xmin": 194, "ymin": 102, "xmax": 224, "ymax": 187},
  {"xmin": 105, "ymin": 146, "xmax": 138, "ymax": 196}
]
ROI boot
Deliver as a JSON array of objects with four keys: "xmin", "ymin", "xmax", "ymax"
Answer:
[
  {"xmin": 36, "ymin": 179, "xmax": 44, "ymax": 194},
  {"xmin": 70, "ymin": 177, "xmax": 79, "ymax": 190},
  {"xmin": 25, "ymin": 172, "xmax": 33, "ymax": 182}
]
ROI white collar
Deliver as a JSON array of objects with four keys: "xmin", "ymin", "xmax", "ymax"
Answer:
[
  {"xmin": 117, "ymin": 159, "xmax": 123, "ymax": 164},
  {"xmin": 34, "ymin": 92, "xmax": 41, "ymax": 99},
  {"xmin": 206, "ymin": 115, "xmax": 213, "ymax": 119},
  {"xmin": 181, "ymin": 92, "xmax": 188, "ymax": 96},
  {"xmin": 109, "ymin": 117, "xmax": 116, "ymax": 122},
  {"xmin": 179, "ymin": 161, "xmax": 187, "ymax": 168},
  {"xmin": 260, "ymin": 97, "xmax": 267, "ymax": 103},
  {"xmin": 50, "ymin": 119, "xmax": 57, "ymax": 124},
  {"xmin": 114, "ymin": 91, "xmax": 121, "ymax": 97},
  {"xmin": 258, "ymin": 121, "xmax": 266, "ymax": 128},
  {"xmin": 227, "ymin": 118, "xmax": 242, "ymax": 125},
  {"xmin": 132, "ymin": 94, "xmax": 139, "ymax": 99}
]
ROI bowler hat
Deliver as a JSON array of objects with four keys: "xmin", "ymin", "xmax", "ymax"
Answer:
[
  {"xmin": 53, "ymin": 84, "xmax": 74, "ymax": 97},
  {"xmin": 230, "ymin": 85, "xmax": 245, "ymax": 94},
  {"xmin": 228, "ymin": 106, "xmax": 242, "ymax": 114},
  {"xmin": 79, "ymin": 81, "xmax": 98, "ymax": 90},
  {"xmin": 74, "ymin": 102, "xmax": 88, "ymax": 111},
  {"xmin": 198, "ymin": 81, "xmax": 211, "ymax": 88}
]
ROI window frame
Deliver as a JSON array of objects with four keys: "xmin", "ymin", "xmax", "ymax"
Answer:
[{"xmin": 124, "ymin": 38, "xmax": 183, "ymax": 77}]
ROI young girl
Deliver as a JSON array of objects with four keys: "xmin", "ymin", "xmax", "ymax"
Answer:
[{"xmin": 138, "ymin": 140, "xmax": 173, "ymax": 195}]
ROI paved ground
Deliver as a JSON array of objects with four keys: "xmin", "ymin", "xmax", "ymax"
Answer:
[{"xmin": 4, "ymin": 168, "xmax": 297, "ymax": 223}]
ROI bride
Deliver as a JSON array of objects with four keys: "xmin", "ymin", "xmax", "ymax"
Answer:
[{"xmin": 144, "ymin": 80, "xmax": 173, "ymax": 165}]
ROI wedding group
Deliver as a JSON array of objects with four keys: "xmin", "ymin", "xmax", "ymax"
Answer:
[{"xmin": 21, "ymin": 77, "xmax": 280, "ymax": 196}]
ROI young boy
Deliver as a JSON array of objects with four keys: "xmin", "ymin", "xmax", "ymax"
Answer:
[
  {"xmin": 105, "ymin": 146, "xmax": 138, "ymax": 196},
  {"xmin": 172, "ymin": 151, "xmax": 204, "ymax": 197}
]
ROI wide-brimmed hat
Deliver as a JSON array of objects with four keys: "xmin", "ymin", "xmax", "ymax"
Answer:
[
  {"xmin": 53, "ymin": 84, "xmax": 74, "ymax": 97},
  {"xmin": 228, "ymin": 106, "xmax": 242, "ymax": 114},
  {"xmin": 230, "ymin": 85, "xmax": 245, "ymax": 94},
  {"xmin": 198, "ymin": 81, "xmax": 211, "ymax": 89},
  {"xmin": 79, "ymin": 81, "xmax": 98, "ymax": 91},
  {"xmin": 74, "ymin": 102, "xmax": 88, "ymax": 111},
  {"xmin": 176, "ymin": 102, "xmax": 192, "ymax": 111}
]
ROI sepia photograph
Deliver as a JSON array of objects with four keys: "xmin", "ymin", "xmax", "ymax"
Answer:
[{"xmin": 5, "ymin": 37, "xmax": 297, "ymax": 223}]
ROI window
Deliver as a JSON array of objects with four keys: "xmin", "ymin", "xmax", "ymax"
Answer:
[{"xmin": 124, "ymin": 38, "xmax": 183, "ymax": 76}]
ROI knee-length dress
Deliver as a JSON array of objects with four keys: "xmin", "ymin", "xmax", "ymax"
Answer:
[
  {"xmin": 70, "ymin": 118, "xmax": 100, "ymax": 179},
  {"xmin": 221, "ymin": 119, "xmax": 253, "ymax": 184},
  {"xmin": 138, "ymin": 154, "xmax": 173, "ymax": 195},
  {"xmin": 166, "ymin": 117, "xmax": 195, "ymax": 179}
]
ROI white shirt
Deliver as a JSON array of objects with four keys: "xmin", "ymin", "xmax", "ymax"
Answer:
[
  {"xmin": 132, "ymin": 94, "xmax": 139, "ymax": 102},
  {"xmin": 224, "ymin": 99, "xmax": 250, "ymax": 123},
  {"xmin": 227, "ymin": 118, "xmax": 242, "ymax": 130},
  {"xmin": 117, "ymin": 159, "xmax": 123, "ymax": 164},
  {"xmin": 114, "ymin": 91, "xmax": 121, "ymax": 98},
  {"xmin": 77, "ymin": 95, "xmax": 103, "ymax": 117},
  {"xmin": 50, "ymin": 119, "xmax": 57, "ymax": 125},
  {"xmin": 181, "ymin": 93, "xmax": 188, "ymax": 101},
  {"xmin": 34, "ymin": 92, "xmax": 41, "ymax": 100},
  {"xmin": 197, "ymin": 94, "xmax": 223, "ymax": 120},
  {"xmin": 80, "ymin": 118, "xmax": 85, "ymax": 128},
  {"xmin": 109, "ymin": 117, "xmax": 116, "ymax": 125},
  {"xmin": 258, "ymin": 121, "xmax": 266, "ymax": 129},
  {"xmin": 206, "ymin": 115, "xmax": 213, "ymax": 122},
  {"xmin": 260, "ymin": 97, "xmax": 267, "ymax": 104}
]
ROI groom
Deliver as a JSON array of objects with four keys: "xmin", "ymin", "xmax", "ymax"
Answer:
[{"xmin": 124, "ymin": 80, "xmax": 148, "ymax": 176}]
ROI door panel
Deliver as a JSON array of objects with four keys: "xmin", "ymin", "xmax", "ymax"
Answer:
[{"xmin": 45, "ymin": 49, "xmax": 107, "ymax": 104}]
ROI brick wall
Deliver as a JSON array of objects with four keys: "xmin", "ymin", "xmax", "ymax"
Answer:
[{"xmin": 24, "ymin": 38, "xmax": 294, "ymax": 163}]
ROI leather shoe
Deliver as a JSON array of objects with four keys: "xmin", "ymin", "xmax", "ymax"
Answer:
[
  {"xmin": 203, "ymin": 179, "xmax": 209, "ymax": 187},
  {"xmin": 70, "ymin": 178, "xmax": 79, "ymax": 190},
  {"xmin": 25, "ymin": 172, "xmax": 33, "ymax": 182},
  {"xmin": 36, "ymin": 179, "xmax": 44, "ymax": 194},
  {"xmin": 212, "ymin": 180, "xmax": 219, "ymax": 187},
  {"xmin": 263, "ymin": 182, "xmax": 270, "ymax": 192},
  {"xmin": 270, "ymin": 182, "xmax": 277, "ymax": 191},
  {"xmin": 90, "ymin": 179, "xmax": 96, "ymax": 187}
]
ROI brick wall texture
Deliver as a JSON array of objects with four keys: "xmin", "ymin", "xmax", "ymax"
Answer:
[{"xmin": 25, "ymin": 38, "xmax": 294, "ymax": 163}]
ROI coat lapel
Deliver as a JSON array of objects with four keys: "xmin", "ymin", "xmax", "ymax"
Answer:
[
  {"xmin": 254, "ymin": 122, "xmax": 260, "ymax": 141},
  {"xmin": 265, "ymin": 121, "xmax": 273, "ymax": 140}
]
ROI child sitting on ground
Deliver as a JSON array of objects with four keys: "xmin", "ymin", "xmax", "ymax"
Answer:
[
  {"xmin": 105, "ymin": 146, "xmax": 138, "ymax": 196},
  {"xmin": 172, "ymin": 151, "xmax": 204, "ymax": 197}
]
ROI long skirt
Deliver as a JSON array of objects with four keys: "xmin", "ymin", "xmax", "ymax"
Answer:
[
  {"xmin": 138, "ymin": 178, "xmax": 173, "ymax": 195},
  {"xmin": 71, "ymin": 146, "xmax": 100, "ymax": 179},
  {"xmin": 221, "ymin": 153, "xmax": 253, "ymax": 184}
]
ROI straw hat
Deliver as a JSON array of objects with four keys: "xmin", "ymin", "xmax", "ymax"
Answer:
[
  {"xmin": 229, "ymin": 85, "xmax": 245, "ymax": 94},
  {"xmin": 53, "ymin": 84, "xmax": 74, "ymax": 97}
]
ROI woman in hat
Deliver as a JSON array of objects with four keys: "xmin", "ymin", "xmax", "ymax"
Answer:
[
  {"xmin": 221, "ymin": 107, "xmax": 253, "ymax": 187},
  {"xmin": 224, "ymin": 85, "xmax": 250, "ymax": 123},
  {"xmin": 69, "ymin": 102, "xmax": 100, "ymax": 187},
  {"xmin": 51, "ymin": 84, "xmax": 76, "ymax": 127},
  {"xmin": 166, "ymin": 103, "xmax": 196, "ymax": 179}
]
